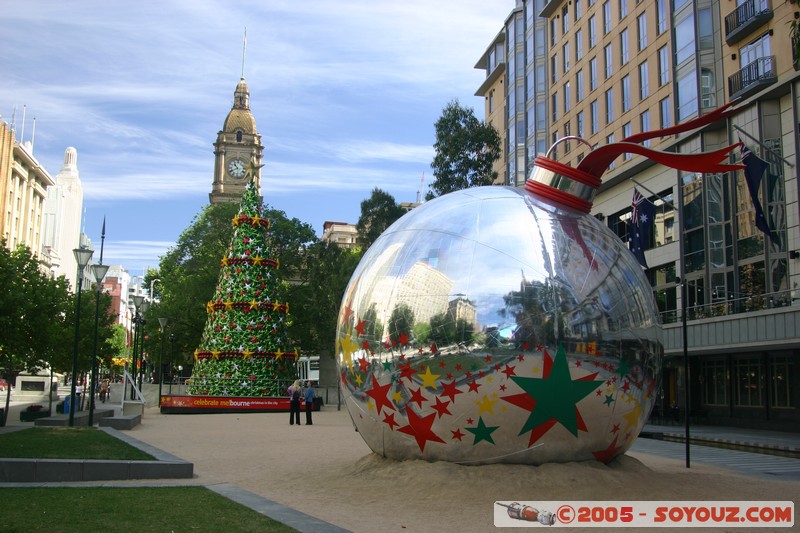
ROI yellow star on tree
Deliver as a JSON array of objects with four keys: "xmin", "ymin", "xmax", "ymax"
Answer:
[{"xmin": 245, "ymin": 159, "xmax": 264, "ymax": 180}]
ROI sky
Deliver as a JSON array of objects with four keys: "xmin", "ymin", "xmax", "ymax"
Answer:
[{"xmin": 1, "ymin": 0, "xmax": 513, "ymax": 276}]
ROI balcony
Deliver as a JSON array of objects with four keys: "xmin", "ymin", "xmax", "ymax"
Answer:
[
  {"xmin": 728, "ymin": 56, "xmax": 777, "ymax": 100},
  {"xmin": 724, "ymin": 0, "xmax": 773, "ymax": 45}
]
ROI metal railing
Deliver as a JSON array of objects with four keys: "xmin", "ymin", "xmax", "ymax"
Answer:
[
  {"xmin": 728, "ymin": 56, "xmax": 776, "ymax": 99},
  {"xmin": 659, "ymin": 287, "xmax": 795, "ymax": 324}
]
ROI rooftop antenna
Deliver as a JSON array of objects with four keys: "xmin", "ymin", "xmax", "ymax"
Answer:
[
  {"xmin": 241, "ymin": 27, "xmax": 247, "ymax": 79},
  {"xmin": 20, "ymin": 105, "xmax": 26, "ymax": 143}
]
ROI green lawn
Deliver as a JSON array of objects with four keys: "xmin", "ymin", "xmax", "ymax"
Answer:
[
  {"xmin": 0, "ymin": 427, "xmax": 154, "ymax": 460},
  {"xmin": 0, "ymin": 486, "xmax": 297, "ymax": 532}
]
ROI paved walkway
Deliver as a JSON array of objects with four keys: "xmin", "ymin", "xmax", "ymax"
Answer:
[{"xmin": 642, "ymin": 422, "xmax": 800, "ymax": 455}]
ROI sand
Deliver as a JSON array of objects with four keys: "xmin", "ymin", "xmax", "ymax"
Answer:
[{"xmin": 126, "ymin": 406, "xmax": 799, "ymax": 532}]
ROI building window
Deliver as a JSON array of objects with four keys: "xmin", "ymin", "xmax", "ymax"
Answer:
[
  {"xmin": 536, "ymin": 100, "xmax": 546, "ymax": 130},
  {"xmin": 656, "ymin": 0, "xmax": 667, "ymax": 34},
  {"xmin": 621, "ymin": 75, "xmax": 631, "ymax": 112},
  {"xmin": 604, "ymin": 44, "xmax": 613, "ymax": 78},
  {"xmin": 590, "ymin": 57, "xmax": 598, "ymax": 90},
  {"xmin": 562, "ymin": 5, "xmax": 569, "ymax": 34},
  {"xmin": 563, "ymin": 42, "xmax": 570, "ymax": 73},
  {"xmin": 677, "ymin": 69, "xmax": 698, "ymax": 121},
  {"xmin": 770, "ymin": 356, "xmax": 794, "ymax": 408},
  {"xmin": 701, "ymin": 359, "xmax": 728, "ymax": 406},
  {"xmin": 577, "ymin": 69, "xmax": 585, "ymax": 100},
  {"xmin": 622, "ymin": 122, "xmax": 632, "ymax": 159},
  {"xmin": 660, "ymin": 97, "xmax": 672, "ymax": 128},
  {"xmin": 605, "ymin": 88, "xmax": 614, "ymax": 123},
  {"xmin": 551, "ymin": 17, "xmax": 557, "ymax": 46},
  {"xmin": 640, "ymin": 110, "xmax": 651, "ymax": 146},
  {"xmin": 639, "ymin": 61, "xmax": 649, "ymax": 100},
  {"xmin": 564, "ymin": 81, "xmax": 571, "ymax": 112},
  {"xmin": 591, "ymin": 100, "xmax": 599, "ymax": 133},
  {"xmin": 734, "ymin": 358, "xmax": 764, "ymax": 407},
  {"xmin": 658, "ymin": 45, "xmax": 670, "ymax": 85},
  {"xmin": 675, "ymin": 13, "xmax": 696, "ymax": 65},
  {"xmin": 552, "ymin": 93, "xmax": 558, "ymax": 122},
  {"xmin": 606, "ymin": 133, "xmax": 616, "ymax": 169},
  {"xmin": 577, "ymin": 110, "xmax": 585, "ymax": 137},
  {"xmin": 619, "ymin": 0, "xmax": 627, "ymax": 19},
  {"xmin": 576, "ymin": 29, "xmax": 583, "ymax": 60},
  {"xmin": 700, "ymin": 68, "xmax": 715, "ymax": 108},
  {"xmin": 551, "ymin": 54, "xmax": 558, "ymax": 84},
  {"xmin": 620, "ymin": 29, "xmax": 629, "ymax": 65},
  {"xmin": 589, "ymin": 15, "xmax": 597, "ymax": 47},
  {"xmin": 575, "ymin": 0, "xmax": 582, "ymax": 21},
  {"xmin": 637, "ymin": 13, "xmax": 647, "ymax": 51},
  {"xmin": 603, "ymin": 1, "xmax": 612, "ymax": 34}
]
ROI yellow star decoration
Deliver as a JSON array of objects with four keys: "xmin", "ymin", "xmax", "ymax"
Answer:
[
  {"xmin": 221, "ymin": 257, "xmax": 229, "ymax": 266},
  {"xmin": 367, "ymin": 399, "xmax": 375, "ymax": 412},
  {"xmin": 338, "ymin": 327, "xmax": 358, "ymax": 370},
  {"xmin": 419, "ymin": 366, "xmax": 440, "ymax": 389},
  {"xmin": 242, "ymin": 349, "xmax": 253, "ymax": 360},
  {"xmin": 224, "ymin": 299, "xmax": 234, "ymax": 310},
  {"xmin": 251, "ymin": 215, "xmax": 261, "ymax": 226},
  {"xmin": 354, "ymin": 374, "xmax": 363, "ymax": 386},
  {"xmin": 193, "ymin": 349, "xmax": 200, "ymax": 362},
  {"xmin": 623, "ymin": 402, "xmax": 643, "ymax": 430},
  {"xmin": 272, "ymin": 302, "xmax": 281, "ymax": 311},
  {"xmin": 391, "ymin": 390, "xmax": 404, "ymax": 403},
  {"xmin": 285, "ymin": 302, "xmax": 290, "ymax": 313},
  {"xmin": 249, "ymin": 299, "xmax": 259, "ymax": 311},
  {"xmin": 275, "ymin": 349, "xmax": 284, "ymax": 360},
  {"xmin": 245, "ymin": 159, "xmax": 264, "ymax": 180},
  {"xmin": 476, "ymin": 394, "xmax": 498, "ymax": 415},
  {"xmin": 251, "ymin": 256, "xmax": 262, "ymax": 266},
  {"xmin": 206, "ymin": 301, "xmax": 214, "ymax": 313},
  {"xmin": 211, "ymin": 350, "xmax": 220, "ymax": 360}
]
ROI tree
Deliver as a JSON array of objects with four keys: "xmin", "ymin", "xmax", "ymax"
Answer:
[
  {"xmin": 0, "ymin": 242, "xmax": 71, "ymax": 423},
  {"xmin": 356, "ymin": 188, "xmax": 405, "ymax": 249},
  {"xmin": 388, "ymin": 303, "xmax": 415, "ymax": 347},
  {"xmin": 428, "ymin": 99, "xmax": 501, "ymax": 200},
  {"xmin": 186, "ymin": 178, "xmax": 298, "ymax": 396}
]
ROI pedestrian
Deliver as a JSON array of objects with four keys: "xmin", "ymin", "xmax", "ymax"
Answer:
[
  {"xmin": 288, "ymin": 379, "xmax": 301, "ymax": 426},
  {"xmin": 304, "ymin": 380, "xmax": 315, "ymax": 425}
]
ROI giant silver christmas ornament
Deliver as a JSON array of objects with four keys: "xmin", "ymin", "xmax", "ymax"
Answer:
[{"xmin": 336, "ymin": 105, "xmax": 744, "ymax": 464}]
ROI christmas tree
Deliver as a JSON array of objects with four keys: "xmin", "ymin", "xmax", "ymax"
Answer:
[{"xmin": 187, "ymin": 163, "xmax": 297, "ymax": 396}]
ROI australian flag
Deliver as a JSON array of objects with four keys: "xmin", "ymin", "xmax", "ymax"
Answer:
[
  {"xmin": 629, "ymin": 189, "xmax": 655, "ymax": 268},
  {"xmin": 739, "ymin": 140, "xmax": 777, "ymax": 244}
]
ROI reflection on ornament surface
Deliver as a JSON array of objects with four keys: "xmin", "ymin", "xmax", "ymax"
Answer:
[{"xmin": 336, "ymin": 186, "xmax": 663, "ymax": 465}]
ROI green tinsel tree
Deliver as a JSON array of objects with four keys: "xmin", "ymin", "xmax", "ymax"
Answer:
[{"xmin": 187, "ymin": 166, "xmax": 296, "ymax": 396}]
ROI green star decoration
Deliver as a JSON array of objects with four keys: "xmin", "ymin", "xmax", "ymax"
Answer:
[
  {"xmin": 511, "ymin": 344, "xmax": 602, "ymax": 438},
  {"xmin": 603, "ymin": 394, "xmax": 615, "ymax": 406},
  {"xmin": 465, "ymin": 416, "xmax": 499, "ymax": 445}
]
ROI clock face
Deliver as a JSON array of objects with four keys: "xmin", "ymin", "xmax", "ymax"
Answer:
[{"xmin": 227, "ymin": 159, "xmax": 246, "ymax": 178}]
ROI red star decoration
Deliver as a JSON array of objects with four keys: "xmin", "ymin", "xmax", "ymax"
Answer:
[
  {"xmin": 357, "ymin": 357, "xmax": 370, "ymax": 373},
  {"xmin": 440, "ymin": 380, "xmax": 463, "ymax": 403},
  {"xmin": 438, "ymin": 360, "xmax": 446, "ymax": 368},
  {"xmin": 355, "ymin": 320, "xmax": 367, "ymax": 336},
  {"xmin": 365, "ymin": 375, "xmax": 395, "ymax": 415},
  {"xmin": 621, "ymin": 380, "xmax": 631, "ymax": 393},
  {"xmin": 408, "ymin": 387, "xmax": 426, "ymax": 408},
  {"xmin": 501, "ymin": 364, "xmax": 517, "ymax": 379},
  {"xmin": 398, "ymin": 361, "xmax": 417, "ymax": 382},
  {"xmin": 430, "ymin": 343, "xmax": 438, "ymax": 353},
  {"xmin": 342, "ymin": 306, "xmax": 354, "ymax": 325},
  {"xmin": 575, "ymin": 360, "xmax": 583, "ymax": 367},
  {"xmin": 361, "ymin": 341, "xmax": 370, "ymax": 350},
  {"xmin": 451, "ymin": 428, "xmax": 465, "ymax": 441},
  {"xmin": 592, "ymin": 435, "xmax": 624, "ymax": 463},
  {"xmin": 398, "ymin": 333, "xmax": 409, "ymax": 346},
  {"xmin": 431, "ymin": 396, "xmax": 451, "ymax": 418},
  {"xmin": 517, "ymin": 354, "xmax": 525, "ymax": 362},
  {"xmin": 522, "ymin": 342, "xmax": 530, "ymax": 350},
  {"xmin": 455, "ymin": 364, "xmax": 462, "ymax": 371},
  {"xmin": 382, "ymin": 412, "xmax": 399, "ymax": 430},
  {"xmin": 467, "ymin": 379, "xmax": 481, "ymax": 393},
  {"xmin": 595, "ymin": 389, "xmax": 602, "ymax": 396},
  {"xmin": 484, "ymin": 355, "xmax": 492, "ymax": 362},
  {"xmin": 397, "ymin": 407, "xmax": 445, "ymax": 452},
  {"xmin": 610, "ymin": 423, "xmax": 621, "ymax": 433},
  {"xmin": 466, "ymin": 417, "xmax": 474, "ymax": 425}
]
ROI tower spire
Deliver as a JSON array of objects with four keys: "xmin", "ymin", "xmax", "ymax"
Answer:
[{"xmin": 241, "ymin": 27, "xmax": 247, "ymax": 79}]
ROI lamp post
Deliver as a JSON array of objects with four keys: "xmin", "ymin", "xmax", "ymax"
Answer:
[
  {"xmin": 137, "ymin": 300, "xmax": 149, "ymax": 391},
  {"xmin": 69, "ymin": 246, "xmax": 94, "ymax": 427},
  {"xmin": 168, "ymin": 333, "xmax": 176, "ymax": 394},
  {"xmin": 131, "ymin": 295, "xmax": 144, "ymax": 399},
  {"xmin": 157, "ymin": 317, "xmax": 168, "ymax": 406},
  {"xmin": 88, "ymin": 262, "xmax": 109, "ymax": 425}
]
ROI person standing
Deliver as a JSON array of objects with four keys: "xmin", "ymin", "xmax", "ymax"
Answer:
[
  {"xmin": 288, "ymin": 379, "xmax": 301, "ymax": 426},
  {"xmin": 304, "ymin": 381, "xmax": 315, "ymax": 425}
]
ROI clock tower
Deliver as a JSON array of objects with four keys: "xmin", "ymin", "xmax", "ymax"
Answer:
[{"xmin": 210, "ymin": 77, "xmax": 263, "ymax": 204}]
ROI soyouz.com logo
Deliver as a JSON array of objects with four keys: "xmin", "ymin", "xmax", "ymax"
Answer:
[{"xmin": 494, "ymin": 501, "xmax": 794, "ymax": 528}]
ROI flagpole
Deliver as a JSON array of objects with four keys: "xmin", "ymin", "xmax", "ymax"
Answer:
[
  {"xmin": 732, "ymin": 125, "xmax": 793, "ymax": 168},
  {"xmin": 631, "ymin": 177, "xmax": 690, "ymax": 468}
]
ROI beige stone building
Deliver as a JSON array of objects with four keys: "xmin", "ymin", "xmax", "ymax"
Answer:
[{"xmin": 477, "ymin": 0, "xmax": 800, "ymax": 431}]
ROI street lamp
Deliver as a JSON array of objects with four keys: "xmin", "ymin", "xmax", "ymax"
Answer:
[
  {"xmin": 87, "ymin": 262, "xmax": 109, "ymax": 426},
  {"xmin": 157, "ymin": 317, "xmax": 168, "ymax": 406},
  {"xmin": 69, "ymin": 246, "xmax": 94, "ymax": 427},
  {"xmin": 137, "ymin": 299, "xmax": 150, "ymax": 392},
  {"xmin": 168, "ymin": 333, "xmax": 176, "ymax": 394},
  {"xmin": 131, "ymin": 295, "xmax": 144, "ymax": 399}
]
